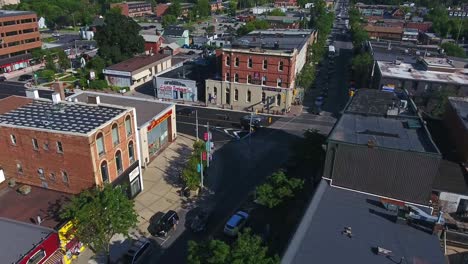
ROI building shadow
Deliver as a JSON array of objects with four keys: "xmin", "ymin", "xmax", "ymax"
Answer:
[
  {"xmin": 161, "ymin": 144, "xmax": 192, "ymax": 188},
  {"xmin": 366, "ymin": 198, "xmax": 386, "ymax": 209},
  {"xmin": 369, "ymin": 209, "xmax": 397, "ymax": 223}
]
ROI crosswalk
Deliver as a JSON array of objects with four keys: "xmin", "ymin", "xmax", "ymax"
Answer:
[{"xmin": 214, "ymin": 127, "xmax": 248, "ymax": 140}]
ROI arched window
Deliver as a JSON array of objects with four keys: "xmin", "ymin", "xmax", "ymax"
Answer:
[
  {"xmin": 261, "ymin": 92, "xmax": 266, "ymax": 104},
  {"xmin": 111, "ymin": 123, "xmax": 119, "ymax": 146},
  {"xmin": 279, "ymin": 61, "xmax": 284, "ymax": 71},
  {"xmin": 225, "ymin": 72, "xmax": 230, "ymax": 82},
  {"xmin": 277, "ymin": 94, "xmax": 281, "ymax": 106},
  {"xmin": 248, "ymin": 57, "xmax": 253, "ymax": 68},
  {"xmin": 115, "ymin": 150, "xmax": 123, "ymax": 174},
  {"xmin": 247, "ymin": 75, "xmax": 252, "ymax": 84},
  {"xmin": 214, "ymin": 86, "xmax": 218, "ymax": 96},
  {"xmin": 247, "ymin": 90, "xmax": 251, "ymax": 103},
  {"xmin": 128, "ymin": 141, "xmax": 135, "ymax": 163},
  {"xmin": 226, "ymin": 56, "xmax": 230, "ymax": 66},
  {"xmin": 277, "ymin": 78, "xmax": 282, "ymax": 87},
  {"xmin": 263, "ymin": 59, "xmax": 268, "ymax": 70},
  {"xmin": 101, "ymin": 161, "xmax": 109, "ymax": 183},
  {"xmin": 234, "ymin": 73, "xmax": 239, "ymax": 82},
  {"xmin": 96, "ymin": 132, "xmax": 105, "ymax": 156},
  {"xmin": 235, "ymin": 57, "xmax": 239, "ymax": 67},
  {"xmin": 125, "ymin": 116, "xmax": 132, "ymax": 136},
  {"xmin": 234, "ymin": 89, "xmax": 239, "ymax": 101}
]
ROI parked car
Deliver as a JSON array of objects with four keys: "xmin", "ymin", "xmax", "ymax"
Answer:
[
  {"xmin": 52, "ymin": 32, "xmax": 60, "ymax": 37},
  {"xmin": 190, "ymin": 210, "xmax": 210, "ymax": 232},
  {"xmin": 177, "ymin": 107, "xmax": 195, "ymax": 116},
  {"xmin": 187, "ymin": 50, "xmax": 196, "ymax": 55},
  {"xmin": 18, "ymin": 74, "xmax": 32, "ymax": 82},
  {"xmin": 150, "ymin": 210, "xmax": 179, "ymax": 237},
  {"xmin": 224, "ymin": 211, "xmax": 249, "ymax": 236},
  {"xmin": 121, "ymin": 238, "xmax": 152, "ymax": 264},
  {"xmin": 240, "ymin": 115, "xmax": 265, "ymax": 129},
  {"xmin": 0, "ymin": 76, "xmax": 6, "ymax": 82}
]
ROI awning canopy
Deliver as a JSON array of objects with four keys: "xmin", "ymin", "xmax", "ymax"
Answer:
[{"xmin": 132, "ymin": 69, "xmax": 151, "ymax": 81}]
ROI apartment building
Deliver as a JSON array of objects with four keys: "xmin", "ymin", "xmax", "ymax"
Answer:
[
  {"xmin": 0, "ymin": 91, "xmax": 143, "ymax": 197},
  {"xmin": 0, "ymin": 10, "xmax": 41, "ymax": 74},
  {"xmin": 110, "ymin": 2, "xmax": 153, "ymax": 18}
]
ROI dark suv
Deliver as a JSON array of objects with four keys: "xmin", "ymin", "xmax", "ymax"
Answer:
[
  {"xmin": 121, "ymin": 238, "xmax": 152, "ymax": 264},
  {"xmin": 150, "ymin": 210, "xmax": 179, "ymax": 237}
]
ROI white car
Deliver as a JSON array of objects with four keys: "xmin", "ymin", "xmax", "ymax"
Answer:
[{"xmin": 224, "ymin": 211, "xmax": 249, "ymax": 236}]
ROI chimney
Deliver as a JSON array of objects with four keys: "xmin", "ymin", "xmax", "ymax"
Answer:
[
  {"xmin": 87, "ymin": 95, "xmax": 100, "ymax": 104},
  {"xmin": 52, "ymin": 93, "xmax": 61, "ymax": 104},
  {"xmin": 52, "ymin": 82, "xmax": 65, "ymax": 100},
  {"xmin": 25, "ymin": 89, "xmax": 39, "ymax": 99}
]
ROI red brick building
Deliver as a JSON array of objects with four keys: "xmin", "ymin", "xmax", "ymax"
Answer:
[
  {"xmin": 406, "ymin": 21, "xmax": 432, "ymax": 33},
  {"xmin": 154, "ymin": 3, "xmax": 169, "ymax": 17},
  {"xmin": 0, "ymin": 10, "xmax": 41, "ymax": 74},
  {"xmin": 0, "ymin": 92, "xmax": 142, "ymax": 197},
  {"xmin": 142, "ymin": 34, "xmax": 163, "ymax": 54},
  {"xmin": 274, "ymin": 0, "xmax": 297, "ymax": 7},
  {"xmin": 111, "ymin": 1, "xmax": 153, "ymax": 18}
]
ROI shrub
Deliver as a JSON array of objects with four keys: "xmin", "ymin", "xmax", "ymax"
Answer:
[{"xmin": 88, "ymin": 79, "xmax": 108, "ymax": 90}]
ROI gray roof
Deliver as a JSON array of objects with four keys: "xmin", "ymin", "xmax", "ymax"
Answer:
[
  {"xmin": 433, "ymin": 159, "xmax": 468, "ymax": 195},
  {"xmin": 163, "ymin": 26, "xmax": 187, "ymax": 37},
  {"xmin": 328, "ymin": 113, "xmax": 439, "ymax": 153},
  {"xmin": 0, "ymin": 217, "xmax": 55, "ymax": 264},
  {"xmin": 345, "ymin": 89, "xmax": 415, "ymax": 116},
  {"xmin": 230, "ymin": 30, "xmax": 311, "ymax": 52},
  {"xmin": 0, "ymin": 97, "xmax": 126, "ymax": 134},
  {"xmin": 0, "ymin": 10, "xmax": 35, "ymax": 18},
  {"xmin": 448, "ymin": 97, "xmax": 468, "ymax": 131},
  {"xmin": 282, "ymin": 181, "xmax": 446, "ymax": 264},
  {"xmin": 68, "ymin": 92, "xmax": 173, "ymax": 127}
]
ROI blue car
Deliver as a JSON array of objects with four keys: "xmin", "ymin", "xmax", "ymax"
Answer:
[{"xmin": 224, "ymin": 211, "xmax": 249, "ymax": 236}]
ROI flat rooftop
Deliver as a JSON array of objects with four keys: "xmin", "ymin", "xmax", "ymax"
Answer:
[
  {"xmin": 0, "ymin": 218, "xmax": 56, "ymax": 264},
  {"xmin": 229, "ymin": 30, "xmax": 311, "ymax": 53},
  {"xmin": 0, "ymin": 10, "xmax": 35, "ymax": 18},
  {"xmin": 377, "ymin": 61, "xmax": 468, "ymax": 85},
  {"xmin": 0, "ymin": 185, "xmax": 71, "ymax": 229},
  {"xmin": 282, "ymin": 181, "xmax": 445, "ymax": 264},
  {"xmin": 105, "ymin": 54, "xmax": 170, "ymax": 73},
  {"xmin": 448, "ymin": 97, "xmax": 468, "ymax": 130},
  {"xmin": 68, "ymin": 92, "xmax": 173, "ymax": 127},
  {"xmin": 345, "ymin": 89, "xmax": 415, "ymax": 116},
  {"xmin": 329, "ymin": 113, "xmax": 439, "ymax": 153},
  {"xmin": 0, "ymin": 96, "xmax": 127, "ymax": 135},
  {"xmin": 433, "ymin": 159, "xmax": 468, "ymax": 195}
]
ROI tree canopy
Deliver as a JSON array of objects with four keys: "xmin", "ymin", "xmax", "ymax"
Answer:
[
  {"xmin": 162, "ymin": 14, "xmax": 178, "ymax": 28},
  {"xmin": 196, "ymin": 0, "xmax": 211, "ymax": 18},
  {"xmin": 237, "ymin": 20, "xmax": 270, "ymax": 36},
  {"xmin": 167, "ymin": 0, "xmax": 182, "ymax": 17},
  {"xmin": 60, "ymin": 184, "xmax": 138, "ymax": 258},
  {"xmin": 292, "ymin": 129, "xmax": 327, "ymax": 170},
  {"xmin": 256, "ymin": 171, "xmax": 304, "ymax": 208},
  {"xmin": 441, "ymin": 42, "xmax": 467, "ymax": 58},
  {"xmin": 268, "ymin": 8, "xmax": 286, "ymax": 16},
  {"xmin": 95, "ymin": 12, "xmax": 145, "ymax": 64}
]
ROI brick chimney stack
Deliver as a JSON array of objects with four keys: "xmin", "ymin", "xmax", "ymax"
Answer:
[{"xmin": 52, "ymin": 82, "xmax": 65, "ymax": 100}]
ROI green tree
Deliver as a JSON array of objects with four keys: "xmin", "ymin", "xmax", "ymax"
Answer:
[
  {"xmin": 228, "ymin": 0, "xmax": 237, "ymax": 17},
  {"xmin": 60, "ymin": 184, "xmax": 138, "ymax": 262},
  {"xmin": 162, "ymin": 14, "xmax": 178, "ymax": 28},
  {"xmin": 256, "ymin": 171, "xmax": 304, "ymax": 208},
  {"xmin": 237, "ymin": 20, "xmax": 269, "ymax": 36},
  {"xmin": 430, "ymin": 89, "xmax": 457, "ymax": 118},
  {"xmin": 188, "ymin": 229, "xmax": 279, "ymax": 264},
  {"xmin": 86, "ymin": 56, "xmax": 107, "ymax": 79},
  {"xmin": 38, "ymin": 69, "xmax": 56, "ymax": 82},
  {"xmin": 351, "ymin": 52, "xmax": 373, "ymax": 88},
  {"xmin": 309, "ymin": 0, "xmax": 327, "ymax": 29},
  {"xmin": 45, "ymin": 53, "xmax": 57, "ymax": 72},
  {"xmin": 167, "ymin": 0, "xmax": 182, "ymax": 17},
  {"xmin": 196, "ymin": 0, "xmax": 211, "ymax": 17},
  {"xmin": 95, "ymin": 12, "xmax": 145, "ymax": 64},
  {"xmin": 268, "ymin": 8, "xmax": 286, "ymax": 16},
  {"xmin": 441, "ymin": 42, "xmax": 467, "ymax": 58},
  {"xmin": 57, "ymin": 50, "xmax": 70, "ymax": 71},
  {"xmin": 427, "ymin": 6, "xmax": 452, "ymax": 38},
  {"xmin": 293, "ymin": 129, "xmax": 327, "ymax": 170},
  {"xmin": 182, "ymin": 155, "xmax": 202, "ymax": 190}
]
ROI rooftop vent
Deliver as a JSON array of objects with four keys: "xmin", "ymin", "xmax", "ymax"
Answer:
[
  {"xmin": 17, "ymin": 185, "xmax": 31, "ymax": 195},
  {"xmin": 52, "ymin": 92, "xmax": 61, "ymax": 104},
  {"xmin": 87, "ymin": 95, "xmax": 101, "ymax": 105},
  {"xmin": 25, "ymin": 89, "xmax": 39, "ymax": 99}
]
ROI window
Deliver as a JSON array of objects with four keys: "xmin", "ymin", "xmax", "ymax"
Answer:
[
  {"xmin": 17, "ymin": 163, "xmax": 23, "ymax": 174},
  {"xmin": 38, "ymin": 168, "xmax": 45, "ymax": 180},
  {"xmin": 214, "ymin": 87, "xmax": 218, "ymax": 96},
  {"xmin": 3, "ymin": 20, "xmax": 15, "ymax": 26},
  {"xmin": 125, "ymin": 116, "xmax": 132, "ymax": 136},
  {"xmin": 234, "ymin": 73, "xmax": 239, "ymax": 82},
  {"xmin": 247, "ymin": 75, "xmax": 252, "ymax": 84},
  {"xmin": 263, "ymin": 60, "xmax": 268, "ymax": 70},
  {"xmin": 112, "ymin": 124, "xmax": 120, "ymax": 145},
  {"xmin": 128, "ymin": 142, "xmax": 135, "ymax": 163},
  {"xmin": 277, "ymin": 78, "xmax": 282, "ymax": 87},
  {"xmin": 115, "ymin": 151, "xmax": 123, "ymax": 174},
  {"xmin": 277, "ymin": 94, "xmax": 281, "ymax": 106},
  {"xmin": 235, "ymin": 57, "xmax": 239, "ymax": 67},
  {"xmin": 27, "ymin": 249, "xmax": 46, "ymax": 264},
  {"xmin": 32, "ymin": 138, "xmax": 39, "ymax": 150},
  {"xmin": 22, "ymin": 28, "xmax": 34, "ymax": 34},
  {"xmin": 10, "ymin": 135, "xmax": 16, "ymax": 145},
  {"xmin": 262, "ymin": 76, "xmax": 267, "ymax": 85},
  {"xmin": 62, "ymin": 171, "xmax": 69, "ymax": 183},
  {"xmin": 56, "ymin": 141, "xmax": 63, "ymax": 153},
  {"xmin": 43, "ymin": 142, "xmax": 49, "ymax": 150},
  {"xmin": 279, "ymin": 61, "xmax": 284, "ymax": 71},
  {"xmin": 234, "ymin": 89, "xmax": 239, "ymax": 101},
  {"xmin": 225, "ymin": 56, "xmax": 230, "ymax": 66},
  {"xmin": 261, "ymin": 92, "xmax": 266, "ymax": 104},
  {"xmin": 96, "ymin": 133, "xmax": 105, "ymax": 156},
  {"xmin": 6, "ymin": 31, "xmax": 18, "ymax": 36},
  {"xmin": 247, "ymin": 90, "xmax": 252, "ymax": 103},
  {"xmin": 101, "ymin": 161, "xmax": 109, "ymax": 183},
  {"xmin": 49, "ymin": 172, "xmax": 56, "ymax": 181},
  {"xmin": 225, "ymin": 72, "xmax": 230, "ymax": 82},
  {"xmin": 248, "ymin": 58, "xmax": 253, "ymax": 68}
]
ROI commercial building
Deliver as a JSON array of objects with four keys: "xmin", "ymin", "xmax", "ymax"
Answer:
[
  {"xmin": 110, "ymin": 2, "xmax": 153, "ymax": 18},
  {"xmin": 69, "ymin": 92, "xmax": 177, "ymax": 168},
  {"xmin": 402, "ymin": 28, "xmax": 418, "ymax": 43},
  {"xmin": 0, "ymin": 92, "xmax": 143, "ymax": 197},
  {"xmin": 257, "ymin": 16, "xmax": 301, "ymax": 29},
  {"xmin": 103, "ymin": 53, "xmax": 172, "ymax": 91},
  {"xmin": 282, "ymin": 181, "xmax": 446, "ymax": 264},
  {"xmin": 444, "ymin": 97, "xmax": 468, "ymax": 164},
  {"xmin": 205, "ymin": 29, "xmax": 316, "ymax": 113},
  {"xmin": 0, "ymin": 10, "xmax": 41, "ymax": 74},
  {"xmin": 0, "ymin": 0, "xmax": 20, "ymax": 7},
  {"xmin": 274, "ymin": 0, "xmax": 297, "ymax": 7},
  {"xmin": 364, "ymin": 24, "xmax": 403, "ymax": 40},
  {"xmin": 323, "ymin": 89, "xmax": 441, "ymax": 206}
]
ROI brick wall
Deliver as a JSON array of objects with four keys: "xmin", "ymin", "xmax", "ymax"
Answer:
[
  {"xmin": 0, "ymin": 13, "xmax": 42, "ymax": 57},
  {"xmin": 155, "ymin": 4, "xmax": 169, "ymax": 17}
]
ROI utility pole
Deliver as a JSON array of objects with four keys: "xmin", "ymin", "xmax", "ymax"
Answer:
[
  {"xmin": 195, "ymin": 110, "xmax": 199, "ymax": 140},
  {"xmin": 200, "ymin": 151, "xmax": 204, "ymax": 188},
  {"xmin": 206, "ymin": 121, "xmax": 210, "ymax": 168}
]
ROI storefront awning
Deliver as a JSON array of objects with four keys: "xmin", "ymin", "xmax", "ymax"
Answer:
[{"xmin": 132, "ymin": 70, "xmax": 151, "ymax": 81}]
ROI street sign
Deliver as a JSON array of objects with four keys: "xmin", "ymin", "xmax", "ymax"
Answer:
[
  {"xmin": 204, "ymin": 132, "xmax": 208, "ymax": 141},
  {"xmin": 197, "ymin": 164, "xmax": 201, "ymax": 172},
  {"xmin": 206, "ymin": 142, "xmax": 210, "ymax": 151}
]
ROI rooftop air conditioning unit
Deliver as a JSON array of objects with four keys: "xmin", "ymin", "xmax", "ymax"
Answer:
[{"xmin": 18, "ymin": 185, "xmax": 31, "ymax": 195}]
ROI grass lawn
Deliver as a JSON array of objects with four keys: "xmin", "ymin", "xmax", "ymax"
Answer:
[
  {"xmin": 42, "ymin": 37, "xmax": 56, "ymax": 43},
  {"xmin": 60, "ymin": 75, "xmax": 77, "ymax": 82}
]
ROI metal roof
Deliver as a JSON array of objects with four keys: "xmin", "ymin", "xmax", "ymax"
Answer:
[
  {"xmin": 448, "ymin": 97, "xmax": 468, "ymax": 131},
  {"xmin": 105, "ymin": 54, "xmax": 171, "ymax": 73},
  {"xmin": 0, "ymin": 10, "xmax": 35, "ymax": 18},
  {"xmin": 229, "ymin": 30, "xmax": 311, "ymax": 53},
  {"xmin": 433, "ymin": 159, "xmax": 468, "ymax": 195},
  {"xmin": 345, "ymin": 89, "xmax": 415, "ymax": 116},
  {"xmin": 0, "ymin": 96, "xmax": 127, "ymax": 134},
  {"xmin": 282, "ymin": 181, "xmax": 446, "ymax": 264},
  {"xmin": 0, "ymin": 217, "xmax": 55, "ymax": 264}
]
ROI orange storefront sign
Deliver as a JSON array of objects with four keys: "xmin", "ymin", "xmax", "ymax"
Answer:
[{"xmin": 147, "ymin": 110, "xmax": 172, "ymax": 131}]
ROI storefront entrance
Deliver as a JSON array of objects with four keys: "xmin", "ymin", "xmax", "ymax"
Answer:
[{"xmin": 147, "ymin": 111, "xmax": 171, "ymax": 156}]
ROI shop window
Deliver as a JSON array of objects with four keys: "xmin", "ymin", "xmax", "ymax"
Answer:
[
  {"xmin": 62, "ymin": 171, "xmax": 69, "ymax": 183},
  {"xmin": 10, "ymin": 134, "xmax": 16, "ymax": 145},
  {"xmin": 128, "ymin": 141, "xmax": 135, "ymax": 163},
  {"xmin": 125, "ymin": 116, "xmax": 132, "ymax": 136},
  {"xmin": 234, "ymin": 73, "xmax": 239, "ymax": 82},
  {"xmin": 234, "ymin": 89, "xmax": 239, "ymax": 101},
  {"xmin": 262, "ymin": 76, "xmax": 267, "ymax": 85},
  {"xmin": 247, "ymin": 90, "xmax": 252, "ymax": 103},
  {"xmin": 262, "ymin": 92, "xmax": 266, "ymax": 104},
  {"xmin": 115, "ymin": 151, "xmax": 123, "ymax": 174},
  {"xmin": 27, "ymin": 249, "xmax": 45, "ymax": 264},
  {"xmin": 32, "ymin": 138, "xmax": 39, "ymax": 150},
  {"xmin": 263, "ymin": 59, "xmax": 268, "ymax": 70},
  {"xmin": 247, "ymin": 75, "xmax": 252, "ymax": 84},
  {"xmin": 17, "ymin": 163, "xmax": 23, "ymax": 174},
  {"xmin": 225, "ymin": 56, "xmax": 230, "ymax": 66},
  {"xmin": 225, "ymin": 72, "xmax": 230, "ymax": 82},
  {"xmin": 277, "ymin": 94, "xmax": 281, "ymax": 106},
  {"xmin": 101, "ymin": 161, "xmax": 109, "ymax": 183},
  {"xmin": 279, "ymin": 61, "xmax": 284, "ymax": 71},
  {"xmin": 112, "ymin": 124, "xmax": 119, "ymax": 145},
  {"xmin": 214, "ymin": 87, "xmax": 218, "ymax": 96},
  {"xmin": 96, "ymin": 133, "xmax": 105, "ymax": 156},
  {"xmin": 235, "ymin": 57, "xmax": 239, "ymax": 67},
  {"xmin": 248, "ymin": 58, "xmax": 253, "ymax": 68},
  {"xmin": 56, "ymin": 141, "xmax": 63, "ymax": 153}
]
